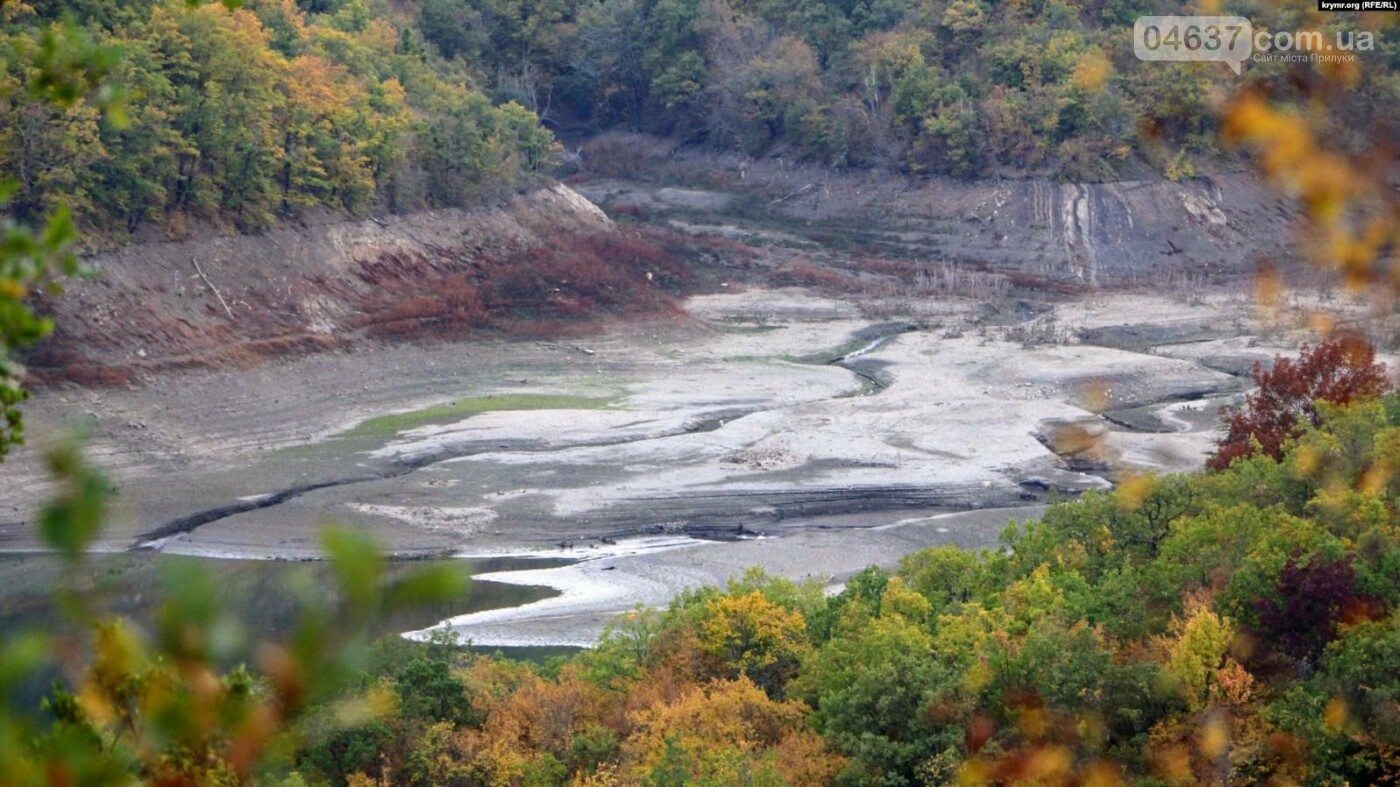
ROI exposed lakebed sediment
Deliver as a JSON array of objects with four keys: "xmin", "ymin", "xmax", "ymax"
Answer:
[{"xmin": 0, "ymin": 283, "xmax": 1308, "ymax": 645}]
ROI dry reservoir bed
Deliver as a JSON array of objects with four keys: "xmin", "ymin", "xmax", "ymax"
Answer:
[{"xmin": 0, "ymin": 287, "xmax": 1324, "ymax": 645}]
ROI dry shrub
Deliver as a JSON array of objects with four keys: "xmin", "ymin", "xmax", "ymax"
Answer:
[
  {"xmin": 864, "ymin": 258, "xmax": 1013, "ymax": 300},
  {"xmin": 219, "ymin": 334, "xmax": 343, "ymax": 366},
  {"xmin": 775, "ymin": 260, "xmax": 866, "ymax": 293},
  {"xmin": 482, "ymin": 230, "xmax": 688, "ymax": 319},
  {"xmin": 607, "ymin": 202, "xmax": 650, "ymax": 221},
  {"xmin": 33, "ymin": 363, "xmax": 134, "ymax": 388},
  {"xmin": 35, "ymin": 223, "xmax": 700, "ymax": 386},
  {"xmin": 1005, "ymin": 315, "xmax": 1073, "ymax": 348},
  {"xmin": 670, "ymin": 229, "xmax": 761, "ymax": 260},
  {"xmin": 1002, "ymin": 270, "xmax": 1087, "ymax": 295},
  {"xmin": 350, "ymin": 227, "xmax": 690, "ymax": 345},
  {"xmin": 776, "ymin": 253, "xmax": 1014, "ymax": 302},
  {"xmin": 577, "ymin": 133, "xmax": 673, "ymax": 178},
  {"xmin": 365, "ymin": 274, "xmax": 486, "ymax": 340}
]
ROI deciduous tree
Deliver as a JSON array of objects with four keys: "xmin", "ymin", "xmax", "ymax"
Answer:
[{"xmin": 1210, "ymin": 334, "xmax": 1390, "ymax": 470}]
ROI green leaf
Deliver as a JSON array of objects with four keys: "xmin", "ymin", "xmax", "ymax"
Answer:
[
  {"xmin": 321, "ymin": 528, "xmax": 383, "ymax": 613},
  {"xmin": 37, "ymin": 441, "xmax": 106, "ymax": 560},
  {"xmin": 385, "ymin": 563, "xmax": 469, "ymax": 609},
  {"xmin": 40, "ymin": 206, "xmax": 76, "ymax": 251},
  {"xmin": 0, "ymin": 632, "xmax": 51, "ymax": 693}
]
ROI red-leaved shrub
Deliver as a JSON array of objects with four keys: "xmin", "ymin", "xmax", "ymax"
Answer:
[
  {"xmin": 1209, "ymin": 332, "xmax": 1390, "ymax": 470},
  {"xmin": 1251, "ymin": 550, "xmax": 1382, "ymax": 673}
]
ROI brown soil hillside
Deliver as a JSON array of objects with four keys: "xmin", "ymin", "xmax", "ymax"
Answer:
[{"xmin": 25, "ymin": 185, "xmax": 707, "ymax": 386}]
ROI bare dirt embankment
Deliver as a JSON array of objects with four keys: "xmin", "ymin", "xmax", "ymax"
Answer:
[{"xmin": 26, "ymin": 184, "xmax": 713, "ymax": 387}]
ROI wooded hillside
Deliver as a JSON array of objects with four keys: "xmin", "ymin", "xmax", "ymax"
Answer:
[
  {"xmin": 414, "ymin": 0, "xmax": 1394, "ymax": 176},
  {"xmin": 1, "ymin": 0, "xmax": 555, "ymax": 241},
  {"xmin": 6, "ymin": 0, "xmax": 1395, "ymax": 245}
]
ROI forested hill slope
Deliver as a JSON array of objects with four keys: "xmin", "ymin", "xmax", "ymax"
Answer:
[
  {"xmin": 418, "ymin": 0, "xmax": 1392, "ymax": 176},
  {"xmin": 1, "ymin": 0, "xmax": 555, "ymax": 244},
  {"xmin": 6, "ymin": 0, "xmax": 1395, "ymax": 249}
]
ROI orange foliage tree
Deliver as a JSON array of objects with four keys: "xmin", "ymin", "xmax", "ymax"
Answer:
[{"xmin": 612, "ymin": 677, "xmax": 843, "ymax": 786}]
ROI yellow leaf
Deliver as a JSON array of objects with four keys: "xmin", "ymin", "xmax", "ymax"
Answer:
[
  {"xmin": 77, "ymin": 681, "xmax": 116, "ymax": 726},
  {"xmin": 1199, "ymin": 715, "xmax": 1229, "ymax": 759},
  {"xmin": 1323, "ymin": 697, "xmax": 1348, "ymax": 730},
  {"xmin": 1071, "ymin": 50, "xmax": 1113, "ymax": 92},
  {"xmin": 1115, "ymin": 473, "xmax": 1157, "ymax": 513}
]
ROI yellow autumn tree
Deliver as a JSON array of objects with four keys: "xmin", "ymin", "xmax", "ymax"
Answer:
[
  {"xmin": 1160, "ymin": 600, "xmax": 1235, "ymax": 713},
  {"xmin": 696, "ymin": 591, "xmax": 810, "ymax": 697},
  {"xmin": 619, "ymin": 676, "xmax": 843, "ymax": 786}
]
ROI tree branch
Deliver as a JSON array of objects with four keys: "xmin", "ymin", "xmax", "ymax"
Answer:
[{"xmin": 192, "ymin": 257, "xmax": 234, "ymax": 320}]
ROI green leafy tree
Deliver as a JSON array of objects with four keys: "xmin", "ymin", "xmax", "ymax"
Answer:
[
  {"xmin": 0, "ymin": 20, "xmax": 123, "ymax": 459},
  {"xmin": 418, "ymin": 0, "xmax": 487, "ymax": 62},
  {"xmin": 797, "ymin": 580, "xmax": 959, "ymax": 785}
]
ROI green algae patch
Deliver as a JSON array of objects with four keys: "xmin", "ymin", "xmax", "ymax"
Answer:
[{"xmin": 340, "ymin": 394, "xmax": 615, "ymax": 439}]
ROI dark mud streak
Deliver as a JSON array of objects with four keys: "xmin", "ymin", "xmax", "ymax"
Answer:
[
  {"xmin": 1100, "ymin": 387, "xmax": 1241, "ymax": 434},
  {"xmin": 557, "ymin": 472, "xmax": 1046, "ymax": 544},
  {"xmin": 821, "ymin": 323, "xmax": 914, "ymax": 397},
  {"xmin": 1099, "ymin": 413, "xmax": 1167, "ymax": 434},
  {"xmin": 838, "ymin": 360, "xmax": 893, "ymax": 397},
  {"xmin": 130, "ymin": 406, "xmax": 765, "ymax": 547},
  {"xmin": 135, "ymin": 477, "xmax": 380, "ymax": 545}
]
